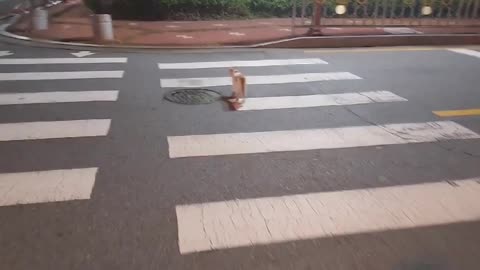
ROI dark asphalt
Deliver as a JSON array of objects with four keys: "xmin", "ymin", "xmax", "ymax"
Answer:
[
  {"xmin": 0, "ymin": 42, "xmax": 480, "ymax": 270},
  {"xmin": 0, "ymin": 0, "xmax": 21, "ymax": 15}
]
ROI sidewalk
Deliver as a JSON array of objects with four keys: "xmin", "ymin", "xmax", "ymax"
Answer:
[{"xmin": 6, "ymin": 0, "xmax": 480, "ymax": 47}]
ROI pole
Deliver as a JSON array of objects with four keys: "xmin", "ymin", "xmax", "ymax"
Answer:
[
  {"xmin": 314, "ymin": 2, "xmax": 322, "ymax": 27},
  {"xmin": 310, "ymin": 0, "xmax": 323, "ymax": 35}
]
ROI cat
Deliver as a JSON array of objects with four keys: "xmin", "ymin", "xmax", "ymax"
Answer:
[{"xmin": 228, "ymin": 68, "xmax": 247, "ymax": 110}]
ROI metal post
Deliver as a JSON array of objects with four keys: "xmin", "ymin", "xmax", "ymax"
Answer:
[
  {"xmin": 32, "ymin": 7, "xmax": 48, "ymax": 31},
  {"xmin": 92, "ymin": 14, "xmax": 114, "ymax": 41}
]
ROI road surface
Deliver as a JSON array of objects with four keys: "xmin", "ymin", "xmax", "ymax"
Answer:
[
  {"xmin": 0, "ymin": 41, "xmax": 480, "ymax": 270},
  {"xmin": 0, "ymin": 0, "xmax": 25, "ymax": 16}
]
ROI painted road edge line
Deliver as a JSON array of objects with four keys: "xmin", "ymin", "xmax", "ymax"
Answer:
[
  {"xmin": 0, "ymin": 168, "xmax": 98, "ymax": 207},
  {"xmin": 158, "ymin": 58, "xmax": 328, "ymax": 69},
  {"xmin": 0, "ymin": 58, "xmax": 128, "ymax": 65},
  {"xmin": 160, "ymin": 72, "xmax": 362, "ymax": 88},
  {"xmin": 238, "ymin": 91, "xmax": 407, "ymax": 111},
  {"xmin": 433, "ymin": 108, "xmax": 480, "ymax": 117},
  {"xmin": 0, "ymin": 71, "xmax": 125, "ymax": 81},
  {"xmin": 176, "ymin": 178, "xmax": 480, "ymax": 254},
  {"xmin": 168, "ymin": 121, "xmax": 480, "ymax": 158},
  {"xmin": 0, "ymin": 91, "xmax": 119, "ymax": 105},
  {"xmin": 447, "ymin": 48, "xmax": 480, "ymax": 59},
  {"xmin": 0, "ymin": 119, "xmax": 111, "ymax": 141}
]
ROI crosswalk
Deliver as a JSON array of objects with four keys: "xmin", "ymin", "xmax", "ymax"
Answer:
[
  {"xmin": 0, "ymin": 55, "xmax": 127, "ymax": 207},
  {"xmin": 160, "ymin": 72, "xmax": 361, "ymax": 88},
  {"xmin": 168, "ymin": 121, "xmax": 479, "ymax": 158},
  {"xmin": 0, "ymin": 168, "xmax": 98, "ymax": 207},
  {"xmin": 0, "ymin": 71, "xmax": 124, "ymax": 81},
  {"xmin": 158, "ymin": 58, "xmax": 328, "ymax": 69},
  {"xmin": 158, "ymin": 56, "xmax": 480, "ymax": 254},
  {"xmin": 447, "ymin": 48, "xmax": 480, "ymax": 59},
  {"xmin": 0, "ymin": 90, "xmax": 119, "ymax": 105},
  {"xmin": 0, "ymin": 57, "xmax": 127, "ymax": 65},
  {"xmin": 176, "ymin": 178, "xmax": 480, "ymax": 254},
  {"xmin": 236, "ymin": 90, "xmax": 407, "ymax": 111}
]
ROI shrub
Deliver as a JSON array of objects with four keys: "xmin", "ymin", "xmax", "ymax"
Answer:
[
  {"xmin": 84, "ymin": 0, "xmax": 299, "ymax": 19},
  {"xmin": 84, "ymin": 0, "xmax": 469, "ymax": 20},
  {"xmin": 84, "ymin": 0, "xmax": 114, "ymax": 14}
]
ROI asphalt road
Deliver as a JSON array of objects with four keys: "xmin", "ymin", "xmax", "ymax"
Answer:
[
  {"xmin": 0, "ymin": 42, "xmax": 480, "ymax": 270},
  {"xmin": 0, "ymin": 0, "xmax": 25, "ymax": 16}
]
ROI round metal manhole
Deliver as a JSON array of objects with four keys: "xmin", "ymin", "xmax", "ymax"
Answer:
[{"xmin": 164, "ymin": 89, "xmax": 222, "ymax": 105}]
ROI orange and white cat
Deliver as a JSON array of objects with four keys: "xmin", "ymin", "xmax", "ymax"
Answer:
[{"xmin": 228, "ymin": 68, "xmax": 247, "ymax": 110}]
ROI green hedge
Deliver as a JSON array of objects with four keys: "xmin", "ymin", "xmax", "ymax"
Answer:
[
  {"xmin": 84, "ymin": 0, "xmax": 469, "ymax": 20},
  {"xmin": 84, "ymin": 0, "xmax": 301, "ymax": 20}
]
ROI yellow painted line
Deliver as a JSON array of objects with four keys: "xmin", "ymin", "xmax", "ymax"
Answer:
[
  {"xmin": 304, "ymin": 47, "xmax": 441, "ymax": 53},
  {"xmin": 433, "ymin": 108, "xmax": 480, "ymax": 117}
]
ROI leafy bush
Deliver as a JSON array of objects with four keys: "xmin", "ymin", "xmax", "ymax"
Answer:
[
  {"xmin": 84, "ymin": 0, "xmax": 301, "ymax": 19},
  {"xmin": 84, "ymin": 0, "xmax": 114, "ymax": 14},
  {"xmin": 84, "ymin": 0, "xmax": 470, "ymax": 20}
]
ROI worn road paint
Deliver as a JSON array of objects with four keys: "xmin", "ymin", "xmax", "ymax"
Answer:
[
  {"xmin": 304, "ymin": 47, "xmax": 441, "ymax": 53},
  {"xmin": 70, "ymin": 51, "xmax": 96, "ymax": 58},
  {"xmin": 0, "ymin": 51, "xmax": 13, "ymax": 57},
  {"xmin": 168, "ymin": 121, "xmax": 479, "ymax": 158},
  {"xmin": 0, "ymin": 119, "xmax": 111, "ymax": 141},
  {"xmin": 0, "ymin": 91, "xmax": 119, "ymax": 105},
  {"xmin": 447, "ymin": 48, "xmax": 480, "ymax": 59},
  {"xmin": 0, "ymin": 168, "xmax": 98, "ymax": 207},
  {"xmin": 433, "ymin": 108, "xmax": 480, "ymax": 117},
  {"xmin": 158, "ymin": 58, "xmax": 328, "ymax": 69},
  {"xmin": 0, "ymin": 58, "xmax": 127, "ymax": 64},
  {"xmin": 176, "ymin": 178, "xmax": 480, "ymax": 254},
  {"xmin": 383, "ymin": 27, "xmax": 422, "ymax": 34},
  {"xmin": 238, "ymin": 91, "xmax": 407, "ymax": 111},
  {"xmin": 160, "ymin": 72, "xmax": 361, "ymax": 88},
  {"xmin": 0, "ymin": 71, "xmax": 124, "ymax": 81}
]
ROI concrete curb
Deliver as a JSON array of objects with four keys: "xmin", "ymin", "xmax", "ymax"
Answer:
[
  {"xmin": 1, "ymin": 14, "xmax": 480, "ymax": 50},
  {"xmin": 260, "ymin": 34, "xmax": 480, "ymax": 48}
]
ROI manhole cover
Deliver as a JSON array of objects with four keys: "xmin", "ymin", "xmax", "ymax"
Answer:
[{"xmin": 164, "ymin": 89, "xmax": 222, "ymax": 105}]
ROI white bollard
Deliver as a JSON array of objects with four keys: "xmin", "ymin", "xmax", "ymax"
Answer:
[
  {"xmin": 92, "ymin": 14, "xmax": 114, "ymax": 42},
  {"xmin": 32, "ymin": 7, "xmax": 48, "ymax": 31}
]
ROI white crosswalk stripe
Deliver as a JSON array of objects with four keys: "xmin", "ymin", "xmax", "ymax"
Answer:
[
  {"xmin": 237, "ymin": 91, "xmax": 407, "ymax": 111},
  {"xmin": 0, "ymin": 91, "xmax": 119, "ymax": 105},
  {"xmin": 162, "ymin": 56, "xmax": 480, "ymax": 255},
  {"xmin": 0, "ymin": 56, "xmax": 127, "ymax": 207},
  {"xmin": 176, "ymin": 178, "xmax": 480, "ymax": 254},
  {"xmin": 447, "ymin": 48, "xmax": 480, "ymax": 59},
  {"xmin": 160, "ymin": 72, "xmax": 361, "ymax": 88},
  {"xmin": 0, "ymin": 168, "xmax": 98, "ymax": 207},
  {"xmin": 0, "ymin": 119, "xmax": 112, "ymax": 141},
  {"xmin": 168, "ymin": 121, "xmax": 480, "ymax": 158},
  {"xmin": 158, "ymin": 58, "xmax": 327, "ymax": 69},
  {"xmin": 0, "ymin": 57, "xmax": 128, "ymax": 65},
  {"xmin": 0, "ymin": 71, "xmax": 124, "ymax": 81}
]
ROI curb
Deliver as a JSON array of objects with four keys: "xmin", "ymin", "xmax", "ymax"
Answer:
[
  {"xmin": 260, "ymin": 33, "xmax": 480, "ymax": 48},
  {"xmin": 1, "ymin": 14, "xmax": 480, "ymax": 50}
]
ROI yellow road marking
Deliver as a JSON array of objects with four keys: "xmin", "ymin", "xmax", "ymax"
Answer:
[{"xmin": 433, "ymin": 108, "xmax": 480, "ymax": 117}]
